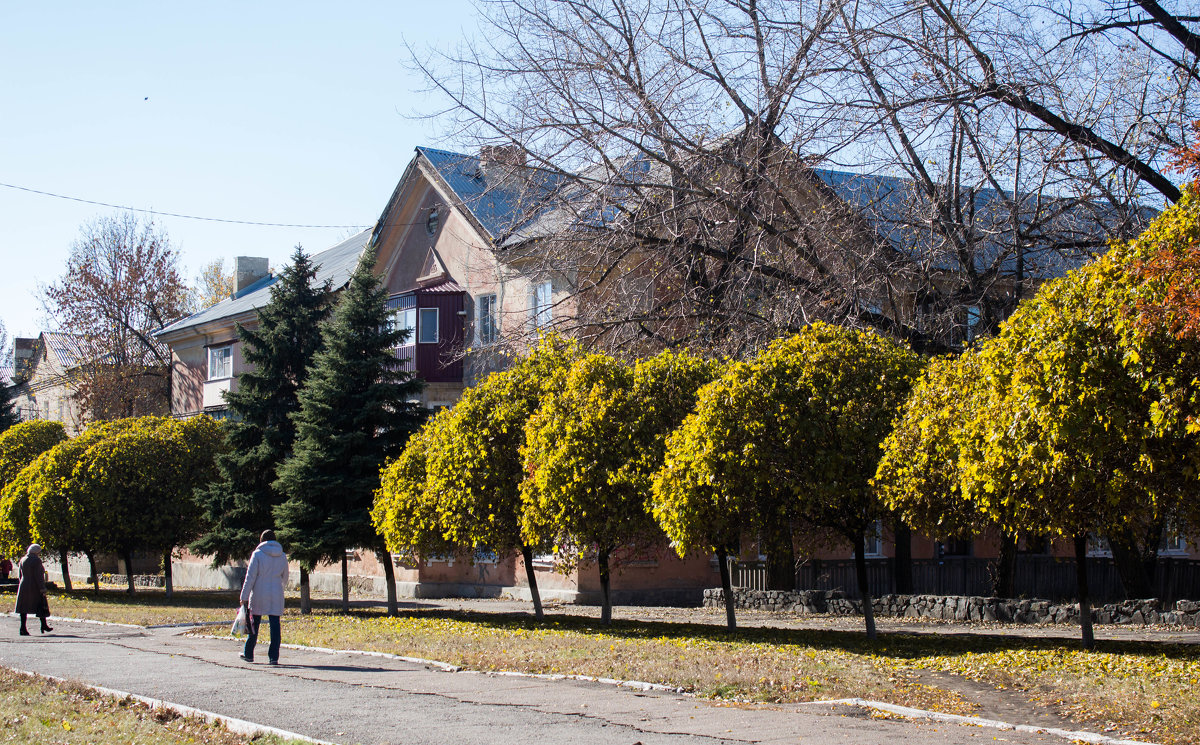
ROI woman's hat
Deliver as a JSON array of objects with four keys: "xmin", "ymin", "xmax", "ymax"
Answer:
[{"xmin": 27, "ymin": 544, "xmax": 41, "ymax": 555}]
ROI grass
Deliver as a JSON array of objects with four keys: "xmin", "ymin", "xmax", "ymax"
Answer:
[
  {"xmin": 0, "ymin": 667, "xmax": 303, "ymax": 745},
  {"xmin": 17, "ymin": 586, "xmax": 1200, "ymax": 745}
]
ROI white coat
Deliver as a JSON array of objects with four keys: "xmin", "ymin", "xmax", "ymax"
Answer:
[{"xmin": 239, "ymin": 541, "xmax": 289, "ymax": 617}]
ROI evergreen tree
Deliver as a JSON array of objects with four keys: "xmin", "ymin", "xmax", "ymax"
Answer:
[
  {"xmin": 0, "ymin": 383, "xmax": 19, "ymax": 433},
  {"xmin": 190, "ymin": 248, "xmax": 332, "ymax": 570},
  {"xmin": 274, "ymin": 245, "xmax": 424, "ymax": 615}
]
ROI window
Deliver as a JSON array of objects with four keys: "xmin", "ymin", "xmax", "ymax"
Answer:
[
  {"xmin": 864, "ymin": 519, "xmax": 884, "ymax": 557},
  {"xmin": 1162, "ymin": 522, "xmax": 1188, "ymax": 555},
  {"xmin": 965, "ymin": 305, "xmax": 983, "ymax": 344},
  {"xmin": 208, "ymin": 345, "xmax": 233, "ymax": 380},
  {"xmin": 391, "ymin": 307, "xmax": 416, "ymax": 346},
  {"xmin": 532, "ymin": 280, "xmax": 552, "ymax": 330},
  {"xmin": 418, "ymin": 308, "xmax": 439, "ymax": 344},
  {"xmin": 478, "ymin": 294, "xmax": 498, "ymax": 344},
  {"xmin": 426, "ymin": 207, "xmax": 440, "ymax": 236}
]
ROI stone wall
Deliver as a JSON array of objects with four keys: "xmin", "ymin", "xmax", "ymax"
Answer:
[{"xmin": 703, "ymin": 588, "xmax": 1200, "ymax": 627}]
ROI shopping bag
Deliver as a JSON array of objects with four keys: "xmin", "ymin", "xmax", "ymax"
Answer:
[
  {"xmin": 38, "ymin": 594, "xmax": 50, "ymax": 619},
  {"xmin": 231, "ymin": 605, "xmax": 249, "ymax": 636}
]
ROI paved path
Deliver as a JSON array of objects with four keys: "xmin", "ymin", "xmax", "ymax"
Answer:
[{"xmin": 0, "ymin": 619, "xmax": 1091, "ymax": 745}]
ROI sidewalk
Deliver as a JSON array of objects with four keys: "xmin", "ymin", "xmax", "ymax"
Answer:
[{"xmin": 0, "ymin": 617, "xmax": 1149, "ymax": 745}]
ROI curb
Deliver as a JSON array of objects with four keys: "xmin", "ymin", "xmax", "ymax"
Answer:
[
  {"xmin": 3, "ymin": 665, "xmax": 337, "ymax": 745},
  {"xmin": 22, "ymin": 615, "xmax": 1162, "ymax": 745},
  {"xmin": 811, "ymin": 698, "xmax": 1158, "ymax": 745}
]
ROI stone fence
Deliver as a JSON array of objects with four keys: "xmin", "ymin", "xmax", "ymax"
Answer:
[{"xmin": 704, "ymin": 587, "xmax": 1200, "ymax": 627}]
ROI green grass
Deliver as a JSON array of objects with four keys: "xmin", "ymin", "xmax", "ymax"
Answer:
[{"xmin": 0, "ymin": 667, "xmax": 304, "ymax": 745}]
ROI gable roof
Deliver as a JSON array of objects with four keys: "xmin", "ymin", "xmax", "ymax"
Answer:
[{"xmin": 157, "ymin": 230, "xmax": 371, "ymax": 339}]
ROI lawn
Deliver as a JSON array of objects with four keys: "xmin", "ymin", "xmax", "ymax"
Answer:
[
  {"xmin": 19, "ymin": 587, "xmax": 1200, "ymax": 745},
  {"xmin": 0, "ymin": 667, "xmax": 303, "ymax": 745}
]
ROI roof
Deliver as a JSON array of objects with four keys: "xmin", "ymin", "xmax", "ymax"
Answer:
[
  {"xmin": 157, "ymin": 230, "xmax": 371, "ymax": 338},
  {"xmin": 418, "ymin": 147, "xmax": 567, "ymax": 244},
  {"xmin": 811, "ymin": 168, "xmax": 1149, "ymax": 276},
  {"xmin": 417, "ymin": 145, "xmax": 1145, "ymax": 282}
]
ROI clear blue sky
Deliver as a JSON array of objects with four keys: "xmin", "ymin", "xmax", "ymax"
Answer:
[{"xmin": 0, "ymin": 1, "xmax": 481, "ymax": 343}]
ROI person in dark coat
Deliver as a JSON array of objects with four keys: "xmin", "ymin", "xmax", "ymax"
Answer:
[{"xmin": 14, "ymin": 544, "xmax": 51, "ymax": 635}]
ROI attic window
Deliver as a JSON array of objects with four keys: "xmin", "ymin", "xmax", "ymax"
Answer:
[{"xmin": 426, "ymin": 207, "xmax": 440, "ymax": 236}]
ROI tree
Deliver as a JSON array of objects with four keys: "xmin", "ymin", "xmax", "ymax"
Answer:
[
  {"xmin": 653, "ymin": 323, "xmax": 920, "ymax": 639},
  {"xmin": 416, "ymin": 0, "xmax": 1171, "ymax": 360},
  {"xmin": 0, "ymin": 319, "xmax": 18, "ymax": 432},
  {"xmin": 191, "ymin": 247, "xmax": 332, "ymax": 610},
  {"xmin": 193, "ymin": 258, "xmax": 236, "ymax": 310},
  {"xmin": 274, "ymin": 245, "xmax": 425, "ymax": 615},
  {"xmin": 26, "ymin": 418, "xmax": 141, "ymax": 592},
  {"xmin": 0, "ymin": 421, "xmax": 68, "ymax": 557},
  {"xmin": 372, "ymin": 411, "xmax": 457, "ymax": 564},
  {"xmin": 954, "ymin": 195, "xmax": 1200, "ymax": 648},
  {"xmin": 874, "ymin": 352, "xmax": 1022, "ymax": 597},
  {"xmin": 69, "ymin": 416, "xmax": 224, "ymax": 596},
  {"xmin": 42, "ymin": 213, "xmax": 189, "ymax": 422},
  {"xmin": 374, "ymin": 335, "xmax": 583, "ymax": 620},
  {"xmin": 520, "ymin": 349, "xmax": 717, "ymax": 624}
]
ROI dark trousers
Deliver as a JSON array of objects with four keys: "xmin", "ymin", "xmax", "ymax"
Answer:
[{"xmin": 243, "ymin": 614, "xmax": 280, "ymax": 661}]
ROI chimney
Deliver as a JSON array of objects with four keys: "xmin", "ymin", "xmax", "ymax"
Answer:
[
  {"xmin": 234, "ymin": 256, "xmax": 269, "ymax": 297},
  {"xmin": 13, "ymin": 337, "xmax": 36, "ymax": 378},
  {"xmin": 478, "ymin": 145, "xmax": 527, "ymax": 181}
]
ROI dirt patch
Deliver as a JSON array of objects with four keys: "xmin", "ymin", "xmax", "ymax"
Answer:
[{"xmin": 912, "ymin": 669, "xmax": 1077, "ymax": 731}]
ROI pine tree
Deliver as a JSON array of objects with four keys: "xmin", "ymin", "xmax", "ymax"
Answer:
[
  {"xmin": 0, "ymin": 383, "xmax": 19, "ymax": 433},
  {"xmin": 274, "ymin": 245, "xmax": 424, "ymax": 615},
  {"xmin": 190, "ymin": 248, "xmax": 333, "ymax": 573}
]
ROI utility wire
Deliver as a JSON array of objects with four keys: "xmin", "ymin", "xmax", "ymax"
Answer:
[{"xmin": 0, "ymin": 181, "xmax": 370, "ymax": 229}]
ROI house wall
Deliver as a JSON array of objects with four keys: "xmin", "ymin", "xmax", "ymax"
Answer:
[{"xmin": 13, "ymin": 342, "xmax": 86, "ymax": 435}]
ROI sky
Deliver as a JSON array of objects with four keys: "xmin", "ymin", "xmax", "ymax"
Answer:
[{"xmin": 0, "ymin": 2, "xmax": 482, "ymax": 344}]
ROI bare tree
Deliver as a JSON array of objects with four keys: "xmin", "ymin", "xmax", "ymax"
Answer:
[
  {"xmin": 411, "ymin": 0, "xmax": 952, "ymax": 358},
  {"xmin": 42, "ymin": 213, "xmax": 189, "ymax": 422},
  {"xmin": 414, "ymin": 0, "xmax": 1176, "ymax": 359}
]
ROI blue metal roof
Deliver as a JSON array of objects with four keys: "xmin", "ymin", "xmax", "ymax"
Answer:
[
  {"xmin": 157, "ymin": 230, "xmax": 370, "ymax": 338},
  {"xmin": 418, "ymin": 147, "xmax": 567, "ymax": 243}
]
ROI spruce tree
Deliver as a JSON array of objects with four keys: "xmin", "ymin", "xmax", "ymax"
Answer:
[
  {"xmin": 191, "ymin": 248, "xmax": 332, "ymax": 572},
  {"xmin": 274, "ymin": 245, "xmax": 424, "ymax": 615},
  {"xmin": 0, "ymin": 383, "xmax": 19, "ymax": 433}
]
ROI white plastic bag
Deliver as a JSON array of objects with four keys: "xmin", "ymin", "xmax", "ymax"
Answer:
[{"xmin": 231, "ymin": 605, "xmax": 249, "ymax": 636}]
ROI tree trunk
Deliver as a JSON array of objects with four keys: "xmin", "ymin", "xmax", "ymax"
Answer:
[
  {"xmin": 765, "ymin": 524, "xmax": 796, "ymax": 591},
  {"xmin": 341, "ymin": 552, "xmax": 350, "ymax": 613},
  {"xmin": 992, "ymin": 534, "xmax": 1018, "ymax": 598},
  {"xmin": 892, "ymin": 520, "xmax": 913, "ymax": 595},
  {"xmin": 123, "ymin": 549, "xmax": 136, "ymax": 595},
  {"xmin": 598, "ymin": 549, "xmax": 612, "ymax": 625},
  {"xmin": 854, "ymin": 536, "xmax": 877, "ymax": 641},
  {"xmin": 58, "ymin": 551, "xmax": 73, "ymax": 592},
  {"xmin": 299, "ymin": 566, "xmax": 311, "ymax": 615},
  {"xmin": 163, "ymin": 547, "xmax": 174, "ymax": 600},
  {"xmin": 86, "ymin": 551, "xmax": 98, "ymax": 594},
  {"xmin": 520, "ymin": 545, "xmax": 544, "ymax": 621},
  {"xmin": 716, "ymin": 547, "xmax": 736, "ymax": 631},
  {"xmin": 375, "ymin": 545, "xmax": 398, "ymax": 617},
  {"xmin": 1074, "ymin": 534, "xmax": 1095, "ymax": 650},
  {"xmin": 1108, "ymin": 525, "xmax": 1155, "ymax": 599}
]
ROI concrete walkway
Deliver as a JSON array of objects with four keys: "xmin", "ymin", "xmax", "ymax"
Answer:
[{"xmin": 0, "ymin": 618, "xmax": 1117, "ymax": 745}]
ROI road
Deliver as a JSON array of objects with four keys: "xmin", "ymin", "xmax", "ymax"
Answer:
[{"xmin": 0, "ymin": 619, "xmax": 1115, "ymax": 745}]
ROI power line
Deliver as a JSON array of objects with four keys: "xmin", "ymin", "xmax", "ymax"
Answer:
[{"xmin": 0, "ymin": 181, "xmax": 371, "ymax": 229}]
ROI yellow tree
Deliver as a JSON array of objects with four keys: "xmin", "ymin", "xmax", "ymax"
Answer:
[
  {"xmin": 373, "ymin": 335, "xmax": 583, "ymax": 620},
  {"xmin": 0, "ymin": 421, "xmax": 68, "ymax": 559},
  {"xmin": 653, "ymin": 323, "xmax": 920, "ymax": 639},
  {"xmin": 955, "ymin": 196, "xmax": 1200, "ymax": 649},
  {"xmin": 521, "ymin": 350, "xmax": 719, "ymax": 624}
]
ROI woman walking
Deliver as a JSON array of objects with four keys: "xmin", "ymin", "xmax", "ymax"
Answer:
[
  {"xmin": 238, "ymin": 530, "xmax": 288, "ymax": 664},
  {"xmin": 15, "ymin": 544, "xmax": 52, "ymax": 636}
]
